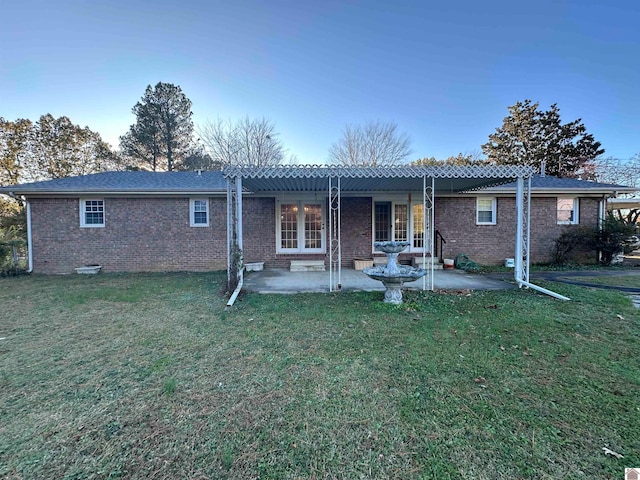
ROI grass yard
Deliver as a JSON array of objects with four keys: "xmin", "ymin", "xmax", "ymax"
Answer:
[{"xmin": 1, "ymin": 272, "xmax": 639, "ymax": 479}]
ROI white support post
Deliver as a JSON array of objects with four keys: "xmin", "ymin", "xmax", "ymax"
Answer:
[
  {"xmin": 524, "ymin": 176, "xmax": 531, "ymax": 283},
  {"xmin": 226, "ymin": 175, "xmax": 243, "ymax": 292},
  {"xmin": 422, "ymin": 176, "xmax": 434, "ymax": 291},
  {"xmin": 329, "ymin": 176, "xmax": 341, "ymax": 291},
  {"xmin": 423, "ymin": 176, "xmax": 426, "ymax": 291},
  {"xmin": 226, "ymin": 178, "xmax": 234, "ymax": 289},
  {"xmin": 515, "ymin": 174, "xmax": 569, "ymax": 300},
  {"xmin": 429, "ymin": 177, "xmax": 434, "ymax": 291},
  {"xmin": 515, "ymin": 177, "xmax": 524, "ymax": 284}
]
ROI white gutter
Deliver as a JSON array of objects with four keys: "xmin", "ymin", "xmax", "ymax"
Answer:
[
  {"xmin": 226, "ymin": 267, "xmax": 244, "ymax": 307},
  {"xmin": 26, "ymin": 200, "xmax": 33, "ymax": 273},
  {"xmin": 0, "ymin": 190, "xmax": 228, "ymax": 197}
]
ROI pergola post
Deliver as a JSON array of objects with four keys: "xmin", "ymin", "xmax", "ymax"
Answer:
[
  {"xmin": 514, "ymin": 176, "xmax": 531, "ymax": 285},
  {"xmin": 329, "ymin": 175, "xmax": 341, "ymax": 291},
  {"xmin": 422, "ymin": 175, "xmax": 435, "ymax": 291},
  {"xmin": 226, "ymin": 175, "xmax": 243, "ymax": 292}
]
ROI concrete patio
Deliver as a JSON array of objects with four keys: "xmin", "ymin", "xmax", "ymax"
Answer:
[{"xmin": 243, "ymin": 267, "xmax": 514, "ymax": 294}]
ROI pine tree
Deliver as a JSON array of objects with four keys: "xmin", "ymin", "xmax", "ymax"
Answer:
[
  {"xmin": 120, "ymin": 82, "xmax": 194, "ymax": 171},
  {"xmin": 482, "ymin": 100, "xmax": 604, "ymax": 178}
]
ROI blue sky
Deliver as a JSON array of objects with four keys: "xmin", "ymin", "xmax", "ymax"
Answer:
[{"xmin": 2, "ymin": 0, "xmax": 638, "ymax": 164}]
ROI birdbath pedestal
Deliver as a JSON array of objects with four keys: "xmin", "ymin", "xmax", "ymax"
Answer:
[{"xmin": 362, "ymin": 241, "xmax": 427, "ymax": 305}]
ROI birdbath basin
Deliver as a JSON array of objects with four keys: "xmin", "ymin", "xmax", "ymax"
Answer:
[{"xmin": 363, "ymin": 241, "xmax": 426, "ymax": 304}]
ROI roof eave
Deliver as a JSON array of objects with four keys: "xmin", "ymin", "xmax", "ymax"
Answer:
[
  {"xmin": 0, "ymin": 189, "xmax": 227, "ymax": 197},
  {"xmin": 478, "ymin": 187, "xmax": 638, "ymax": 195}
]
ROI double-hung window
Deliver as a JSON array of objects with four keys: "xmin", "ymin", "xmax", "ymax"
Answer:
[
  {"xmin": 80, "ymin": 199, "xmax": 105, "ymax": 227},
  {"xmin": 190, "ymin": 199, "xmax": 209, "ymax": 227},
  {"xmin": 557, "ymin": 197, "xmax": 579, "ymax": 224},
  {"xmin": 277, "ymin": 200, "xmax": 325, "ymax": 253},
  {"xmin": 476, "ymin": 197, "xmax": 497, "ymax": 225}
]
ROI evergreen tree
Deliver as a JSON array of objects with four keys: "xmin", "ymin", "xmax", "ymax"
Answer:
[
  {"xmin": 482, "ymin": 100, "xmax": 604, "ymax": 178},
  {"xmin": 120, "ymin": 82, "xmax": 194, "ymax": 171}
]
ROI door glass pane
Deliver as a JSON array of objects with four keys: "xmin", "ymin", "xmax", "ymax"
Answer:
[
  {"xmin": 304, "ymin": 204, "xmax": 322, "ymax": 249},
  {"xmin": 413, "ymin": 204, "xmax": 424, "ymax": 248},
  {"xmin": 280, "ymin": 204, "xmax": 298, "ymax": 249},
  {"xmin": 394, "ymin": 204, "xmax": 407, "ymax": 242},
  {"xmin": 374, "ymin": 202, "xmax": 391, "ymax": 242}
]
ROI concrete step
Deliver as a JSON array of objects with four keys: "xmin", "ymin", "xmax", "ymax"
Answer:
[
  {"xmin": 412, "ymin": 257, "xmax": 444, "ymax": 269},
  {"xmin": 290, "ymin": 260, "xmax": 326, "ymax": 272}
]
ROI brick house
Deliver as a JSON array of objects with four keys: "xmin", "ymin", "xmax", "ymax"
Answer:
[{"xmin": 0, "ymin": 166, "xmax": 635, "ymax": 278}]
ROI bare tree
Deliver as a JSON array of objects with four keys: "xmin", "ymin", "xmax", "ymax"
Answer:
[
  {"xmin": 593, "ymin": 154, "xmax": 640, "ymax": 225},
  {"xmin": 594, "ymin": 155, "xmax": 640, "ymax": 192},
  {"xmin": 197, "ymin": 117, "xmax": 289, "ymax": 168},
  {"xmin": 328, "ymin": 121, "xmax": 412, "ymax": 166}
]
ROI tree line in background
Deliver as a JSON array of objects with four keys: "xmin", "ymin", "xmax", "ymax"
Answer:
[
  {"xmin": 1, "ymin": 84, "xmax": 639, "ymax": 238},
  {"xmin": 0, "ymin": 114, "xmax": 120, "ymax": 186},
  {"xmin": 1, "ymin": 84, "xmax": 637, "ymax": 182}
]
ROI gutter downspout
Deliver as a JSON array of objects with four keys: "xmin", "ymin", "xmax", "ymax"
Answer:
[
  {"xmin": 597, "ymin": 195, "xmax": 607, "ymax": 264},
  {"xmin": 226, "ymin": 267, "xmax": 244, "ymax": 307},
  {"xmin": 26, "ymin": 199, "xmax": 33, "ymax": 273},
  {"xmin": 516, "ymin": 279, "xmax": 571, "ymax": 301}
]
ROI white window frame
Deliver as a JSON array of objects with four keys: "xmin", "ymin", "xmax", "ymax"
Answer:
[
  {"xmin": 476, "ymin": 197, "xmax": 497, "ymax": 225},
  {"xmin": 190, "ymin": 198, "xmax": 210, "ymax": 227},
  {"xmin": 80, "ymin": 198, "xmax": 105, "ymax": 228},
  {"xmin": 557, "ymin": 197, "xmax": 579, "ymax": 225},
  {"xmin": 276, "ymin": 199, "xmax": 326, "ymax": 254},
  {"xmin": 371, "ymin": 199, "xmax": 427, "ymax": 253}
]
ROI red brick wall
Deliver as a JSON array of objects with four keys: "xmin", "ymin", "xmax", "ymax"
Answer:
[
  {"xmin": 242, "ymin": 197, "xmax": 373, "ymax": 268},
  {"xmin": 29, "ymin": 197, "xmax": 228, "ymax": 274},
  {"xmin": 242, "ymin": 197, "xmax": 277, "ymax": 265},
  {"xmin": 434, "ymin": 196, "xmax": 601, "ymax": 265},
  {"xmin": 29, "ymin": 194, "xmax": 603, "ymax": 273}
]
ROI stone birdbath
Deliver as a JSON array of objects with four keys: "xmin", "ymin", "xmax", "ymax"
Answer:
[{"xmin": 363, "ymin": 241, "xmax": 426, "ymax": 304}]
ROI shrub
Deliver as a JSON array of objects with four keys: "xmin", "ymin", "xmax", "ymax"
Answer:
[
  {"xmin": 551, "ymin": 226, "xmax": 595, "ymax": 265},
  {"xmin": 593, "ymin": 214, "xmax": 636, "ymax": 264},
  {"xmin": 0, "ymin": 227, "xmax": 28, "ymax": 276},
  {"xmin": 552, "ymin": 214, "xmax": 636, "ymax": 266}
]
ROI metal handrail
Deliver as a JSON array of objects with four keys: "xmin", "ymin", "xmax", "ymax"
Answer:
[{"xmin": 435, "ymin": 230, "xmax": 446, "ymax": 262}]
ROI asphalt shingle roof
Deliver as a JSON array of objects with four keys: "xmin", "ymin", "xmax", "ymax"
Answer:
[
  {"xmin": 0, "ymin": 171, "xmax": 227, "ymax": 195},
  {"xmin": 483, "ymin": 174, "xmax": 636, "ymax": 192},
  {"xmin": 0, "ymin": 171, "xmax": 635, "ymax": 196}
]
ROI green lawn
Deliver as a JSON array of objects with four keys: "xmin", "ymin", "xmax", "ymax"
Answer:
[{"xmin": 1, "ymin": 272, "xmax": 639, "ymax": 479}]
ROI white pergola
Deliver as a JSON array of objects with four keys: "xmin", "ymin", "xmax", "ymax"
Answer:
[{"xmin": 223, "ymin": 164, "xmax": 565, "ymax": 300}]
